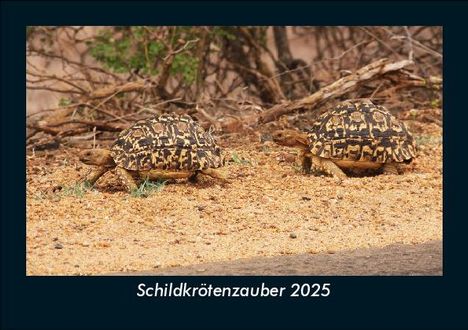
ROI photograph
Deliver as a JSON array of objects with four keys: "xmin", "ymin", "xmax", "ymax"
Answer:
[{"xmin": 26, "ymin": 26, "xmax": 443, "ymax": 276}]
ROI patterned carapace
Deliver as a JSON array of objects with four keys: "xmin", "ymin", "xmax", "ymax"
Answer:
[
  {"xmin": 111, "ymin": 114, "xmax": 224, "ymax": 171},
  {"xmin": 307, "ymin": 100, "xmax": 416, "ymax": 163}
]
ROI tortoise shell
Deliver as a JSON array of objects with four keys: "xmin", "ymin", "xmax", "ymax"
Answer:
[
  {"xmin": 110, "ymin": 114, "xmax": 224, "ymax": 171},
  {"xmin": 307, "ymin": 100, "xmax": 416, "ymax": 163}
]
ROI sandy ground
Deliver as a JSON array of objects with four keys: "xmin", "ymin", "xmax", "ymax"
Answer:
[
  {"xmin": 26, "ymin": 121, "xmax": 442, "ymax": 276},
  {"xmin": 115, "ymin": 240, "xmax": 442, "ymax": 276}
]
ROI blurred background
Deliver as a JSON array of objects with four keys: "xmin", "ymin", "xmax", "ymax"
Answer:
[{"xmin": 26, "ymin": 26, "xmax": 442, "ymax": 150}]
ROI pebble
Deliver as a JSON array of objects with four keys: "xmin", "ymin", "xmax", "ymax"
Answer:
[
  {"xmin": 289, "ymin": 233, "xmax": 297, "ymax": 239},
  {"xmin": 54, "ymin": 243, "xmax": 63, "ymax": 249}
]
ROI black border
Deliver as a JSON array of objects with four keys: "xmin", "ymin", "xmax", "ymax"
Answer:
[{"xmin": 2, "ymin": 1, "xmax": 467, "ymax": 329}]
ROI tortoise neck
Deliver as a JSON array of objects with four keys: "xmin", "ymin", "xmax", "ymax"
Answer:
[
  {"xmin": 103, "ymin": 149, "xmax": 115, "ymax": 166},
  {"xmin": 98, "ymin": 149, "xmax": 115, "ymax": 167},
  {"xmin": 294, "ymin": 133, "xmax": 309, "ymax": 148}
]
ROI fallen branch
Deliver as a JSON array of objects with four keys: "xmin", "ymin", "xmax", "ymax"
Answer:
[
  {"xmin": 46, "ymin": 119, "xmax": 126, "ymax": 132},
  {"xmin": 89, "ymin": 81, "xmax": 148, "ymax": 99},
  {"xmin": 258, "ymin": 58, "xmax": 413, "ymax": 124}
]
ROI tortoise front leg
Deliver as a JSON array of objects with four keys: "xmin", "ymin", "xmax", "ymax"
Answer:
[
  {"xmin": 312, "ymin": 156, "xmax": 348, "ymax": 180},
  {"xmin": 116, "ymin": 166, "xmax": 138, "ymax": 192},
  {"xmin": 299, "ymin": 150, "xmax": 312, "ymax": 174},
  {"xmin": 83, "ymin": 166, "xmax": 109, "ymax": 186},
  {"xmin": 200, "ymin": 168, "xmax": 228, "ymax": 181},
  {"xmin": 188, "ymin": 171, "xmax": 199, "ymax": 183},
  {"xmin": 383, "ymin": 163, "xmax": 400, "ymax": 175}
]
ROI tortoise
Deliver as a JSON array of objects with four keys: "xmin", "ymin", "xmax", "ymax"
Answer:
[
  {"xmin": 272, "ymin": 99, "xmax": 417, "ymax": 179},
  {"xmin": 79, "ymin": 114, "xmax": 226, "ymax": 191}
]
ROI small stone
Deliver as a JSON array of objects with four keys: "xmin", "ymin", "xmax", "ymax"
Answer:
[
  {"xmin": 54, "ymin": 243, "xmax": 63, "ymax": 249},
  {"xmin": 289, "ymin": 233, "xmax": 297, "ymax": 239},
  {"xmin": 302, "ymin": 196, "xmax": 311, "ymax": 201},
  {"xmin": 261, "ymin": 196, "xmax": 272, "ymax": 203}
]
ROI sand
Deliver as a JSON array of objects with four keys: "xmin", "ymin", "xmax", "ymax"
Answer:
[{"xmin": 26, "ymin": 121, "xmax": 442, "ymax": 275}]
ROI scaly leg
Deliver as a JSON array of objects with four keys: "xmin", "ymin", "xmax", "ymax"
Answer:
[
  {"xmin": 188, "ymin": 171, "xmax": 199, "ymax": 183},
  {"xmin": 116, "ymin": 166, "xmax": 138, "ymax": 192},
  {"xmin": 83, "ymin": 166, "xmax": 109, "ymax": 186},
  {"xmin": 383, "ymin": 163, "xmax": 400, "ymax": 175},
  {"xmin": 299, "ymin": 150, "xmax": 312, "ymax": 174},
  {"xmin": 201, "ymin": 168, "xmax": 228, "ymax": 181},
  {"xmin": 312, "ymin": 156, "xmax": 347, "ymax": 179},
  {"xmin": 142, "ymin": 170, "xmax": 193, "ymax": 180}
]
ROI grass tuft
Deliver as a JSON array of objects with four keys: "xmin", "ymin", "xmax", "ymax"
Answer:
[
  {"xmin": 415, "ymin": 135, "xmax": 442, "ymax": 146},
  {"xmin": 130, "ymin": 178, "xmax": 166, "ymax": 198},
  {"xmin": 230, "ymin": 152, "xmax": 252, "ymax": 166},
  {"xmin": 61, "ymin": 182, "xmax": 92, "ymax": 198}
]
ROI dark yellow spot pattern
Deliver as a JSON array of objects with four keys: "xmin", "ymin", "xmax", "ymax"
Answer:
[
  {"xmin": 307, "ymin": 100, "xmax": 416, "ymax": 163},
  {"xmin": 110, "ymin": 114, "xmax": 224, "ymax": 171}
]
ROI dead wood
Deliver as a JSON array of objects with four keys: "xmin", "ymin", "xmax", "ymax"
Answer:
[
  {"xmin": 258, "ymin": 58, "xmax": 414, "ymax": 124},
  {"xmin": 89, "ymin": 81, "xmax": 148, "ymax": 99}
]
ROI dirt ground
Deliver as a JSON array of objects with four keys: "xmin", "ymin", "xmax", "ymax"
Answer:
[
  {"xmin": 26, "ymin": 120, "xmax": 442, "ymax": 276},
  {"xmin": 116, "ymin": 240, "xmax": 442, "ymax": 276}
]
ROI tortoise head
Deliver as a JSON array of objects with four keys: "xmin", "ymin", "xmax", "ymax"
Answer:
[
  {"xmin": 272, "ymin": 129, "xmax": 309, "ymax": 148},
  {"xmin": 79, "ymin": 149, "xmax": 115, "ymax": 167}
]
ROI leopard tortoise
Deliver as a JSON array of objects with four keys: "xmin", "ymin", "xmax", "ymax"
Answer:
[
  {"xmin": 272, "ymin": 99, "xmax": 417, "ymax": 179},
  {"xmin": 79, "ymin": 114, "xmax": 226, "ymax": 191}
]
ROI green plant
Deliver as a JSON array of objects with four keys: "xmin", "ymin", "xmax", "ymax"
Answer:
[
  {"xmin": 61, "ymin": 182, "xmax": 92, "ymax": 198},
  {"xmin": 88, "ymin": 28, "xmax": 164, "ymax": 75},
  {"xmin": 414, "ymin": 135, "xmax": 442, "ymax": 146},
  {"xmin": 171, "ymin": 53, "xmax": 199, "ymax": 84},
  {"xmin": 58, "ymin": 98, "xmax": 72, "ymax": 107},
  {"xmin": 88, "ymin": 26, "xmax": 201, "ymax": 81},
  {"xmin": 130, "ymin": 178, "xmax": 167, "ymax": 198},
  {"xmin": 231, "ymin": 152, "xmax": 252, "ymax": 165},
  {"xmin": 430, "ymin": 99, "xmax": 442, "ymax": 108}
]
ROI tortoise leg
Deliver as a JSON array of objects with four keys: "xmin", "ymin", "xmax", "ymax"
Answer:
[
  {"xmin": 83, "ymin": 166, "xmax": 109, "ymax": 186},
  {"xmin": 188, "ymin": 171, "xmax": 199, "ymax": 183},
  {"xmin": 312, "ymin": 156, "xmax": 348, "ymax": 179},
  {"xmin": 116, "ymin": 166, "xmax": 138, "ymax": 192},
  {"xmin": 299, "ymin": 150, "xmax": 312, "ymax": 174},
  {"xmin": 383, "ymin": 163, "xmax": 400, "ymax": 175},
  {"xmin": 200, "ymin": 168, "xmax": 228, "ymax": 181},
  {"xmin": 143, "ymin": 170, "xmax": 193, "ymax": 180}
]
